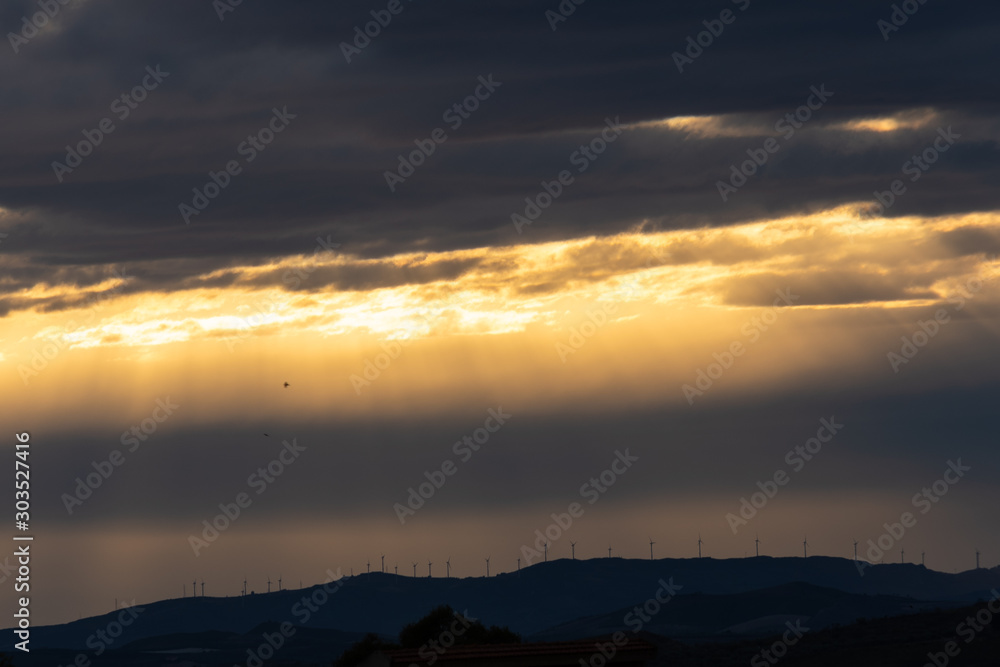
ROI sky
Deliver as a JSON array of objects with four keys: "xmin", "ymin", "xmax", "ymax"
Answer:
[{"xmin": 1, "ymin": 0, "xmax": 999, "ymax": 626}]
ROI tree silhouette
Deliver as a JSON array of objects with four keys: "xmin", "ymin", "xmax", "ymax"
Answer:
[{"xmin": 335, "ymin": 605, "xmax": 519, "ymax": 667}]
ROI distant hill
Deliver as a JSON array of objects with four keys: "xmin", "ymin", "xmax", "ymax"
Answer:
[
  {"xmin": 531, "ymin": 581, "xmax": 952, "ymax": 642},
  {"xmin": 4, "ymin": 556, "xmax": 997, "ymax": 656}
]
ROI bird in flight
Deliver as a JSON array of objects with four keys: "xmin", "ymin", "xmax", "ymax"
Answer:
[
  {"xmin": 263, "ymin": 433, "xmax": 270, "ymax": 437},
  {"xmin": 283, "ymin": 382, "xmax": 290, "ymax": 388}
]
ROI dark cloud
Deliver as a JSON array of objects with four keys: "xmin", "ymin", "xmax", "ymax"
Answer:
[
  {"xmin": 720, "ymin": 270, "xmax": 939, "ymax": 307},
  {"xmin": 0, "ymin": 0, "xmax": 997, "ymax": 293}
]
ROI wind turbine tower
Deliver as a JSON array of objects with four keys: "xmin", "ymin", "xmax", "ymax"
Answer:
[
  {"xmin": 755, "ymin": 535, "xmax": 760, "ymax": 557},
  {"xmin": 570, "ymin": 542, "xmax": 576, "ymax": 560},
  {"xmin": 428, "ymin": 561, "xmax": 433, "ymax": 578},
  {"xmin": 608, "ymin": 546, "xmax": 612, "ymax": 558},
  {"xmin": 381, "ymin": 554, "xmax": 385, "ymax": 573},
  {"xmin": 803, "ymin": 536, "xmax": 808, "ymax": 559},
  {"xmin": 193, "ymin": 579, "xmax": 197, "ymax": 597},
  {"xmin": 201, "ymin": 581, "xmax": 205, "ymax": 597},
  {"xmin": 976, "ymin": 549, "xmax": 981, "ymax": 569},
  {"xmin": 485, "ymin": 556, "xmax": 491, "ymax": 577},
  {"xmin": 412, "ymin": 562, "xmax": 418, "ymax": 577},
  {"xmin": 853, "ymin": 539, "xmax": 858, "ymax": 562},
  {"xmin": 544, "ymin": 543, "xmax": 548, "ymax": 563},
  {"xmin": 446, "ymin": 558, "xmax": 451, "ymax": 578},
  {"xmin": 267, "ymin": 577, "xmax": 271, "ymax": 594},
  {"xmin": 649, "ymin": 537, "xmax": 655, "ymax": 560},
  {"xmin": 698, "ymin": 534, "xmax": 703, "ymax": 559}
]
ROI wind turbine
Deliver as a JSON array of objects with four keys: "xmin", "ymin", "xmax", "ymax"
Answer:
[
  {"xmin": 976, "ymin": 549, "xmax": 981, "ymax": 569},
  {"xmin": 570, "ymin": 542, "xmax": 576, "ymax": 560},
  {"xmin": 395, "ymin": 564, "xmax": 398, "ymax": 575},
  {"xmin": 412, "ymin": 562, "xmax": 418, "ymax": 577},
  {"xmin": 201, "ymin": 581, "xmax": 205, "ymax": 597},
  {"xmin": 446, "ymin": 558, "xmax": 451, "ymax": 578},
  {"xmin": 698, "ymin": 534, "xmax": 703, "ymax": 559},
  {"xmin": 853, "ymin": 538, "xmax": 859, "ymax": 562},
  {"xmin": 544, "ymin": 543, "xmax": 548, "ymax": 563},
  {"xmin": 381, "ymin": 554, "xmax": 385, "ymax": 573},
  {"xmin": 428, "ymin": 561, "xmax": 433, "ymax": 578},
  {"xmin": 803, "ymin": 536, "xmax": 808, "ymax": 559},
  {"xmin": 367, "ymin": 560, "xmax": 370, "ymax": 574},
  {"xmin": 485, "ymin": 556, "xmax": 491, "ymax": 577},
  {"xmin": 608, "ymin": 546, "xmax": 612, "ymax": 558},
  {"xmin": 901, "ymin": 548, "xmax": 905, "ymax": 564},
  {"xmin": 243, "ymin": 576, "xmax": 247, "ymax": 597},
  {"xmin": 921, "ymin": 551, "xmax": 926, "ymax": 567},
  {"xmin": 755, "ymin": 534, "xmax": 760, "ymax": 557},
  {"xmin": 192, "ymin": 579, "xmax": 197, "ymax": 597},
  {"xmin": 267, "ymin": 577, "xmax": 271, "ymax": 594},
  {"xmin": 517, "ymin": 557, "xmax": 521, "ymax": 573},
  {"xmin": 649, "ymin": 537, "xmax": 655, "ymax": 560},
  {"xmin": 278, "ymin": 575, "xmax": 282, "ymax": 591}
]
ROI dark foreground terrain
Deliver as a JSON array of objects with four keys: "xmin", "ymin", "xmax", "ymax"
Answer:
[{"xmin": 3, "ymin": 557, "xmax": 997, "ymax": 666}]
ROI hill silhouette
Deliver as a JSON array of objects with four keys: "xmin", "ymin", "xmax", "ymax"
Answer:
[{"xmin": 3, "ymin": 556, "xmax": 997, "ymax": 660}]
